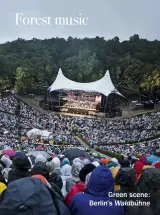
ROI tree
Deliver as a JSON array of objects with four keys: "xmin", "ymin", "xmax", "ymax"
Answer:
[
  {"xmin": 0, "ymin": 35, "xmax": 160, "ymax": 97},
  {"xmin": 0, "ymin": 77, "xmax": 11, "ymax": 91},
  {"xmin": 14, "ymin": 67, "xmax": 36, "ymax": 93},
  {"xmin": 115, "ymin": 54, "xmax": 145, "ymax": 96},
  {"xmin": 129, "ymin": 34, "xmax": 140, "ymax": 41},
  {"xmin": 63, "ymin": 48, "xmax": 97, "ymax": 82},
  {"xmin": 112, "ymin": 36, "xmax": 120, "ymax": 43},
  {"xmin": 0, "ymin": 55, "xmax": 10, "ymax": 76},
  {"xmin": 141, "ymin": 69, "xmax": 160, "ymax": 89},
  {"xmin": 14, "ymin": 67, "xmax": 27, "ymax": 93}
]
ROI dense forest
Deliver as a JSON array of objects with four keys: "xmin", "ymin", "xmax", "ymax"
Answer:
[{"xmin": 0, "ymin": 34, "xmax": 160, "ymax": 97}]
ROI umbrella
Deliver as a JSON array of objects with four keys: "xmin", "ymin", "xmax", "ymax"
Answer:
[
  {"xmin": 27, "ymin": 151, "xmax": 50, "ymax": 160},
  {"xmin": 2, "ymin": 149, "xmax": 16, "ymax": 157},
  {"xmin": 27, "ymin": 155, "xmax": 36, "ymax": 165},
  {"xmin": 15, "ymin": 152, "xmax": 26, "ymax": 157},
  {"xmin": 147, "ymin": 155, "xmax": 160, "ymax": 165},
  {"xmin": 63, "ymin": 147, "xmax": 90, "ymax": 162}
]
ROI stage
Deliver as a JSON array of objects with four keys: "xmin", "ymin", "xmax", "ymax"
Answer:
[
  {"xmin": 57, "ymin": 106, "xmax": 99, "ymax": 115},
  {"xmin": 17, "ymin": 95, "xmax": 160, "ymax": 120},
  {"xmin": 44, "ymin": 68, "xmax": 124, "ymax": 117}
]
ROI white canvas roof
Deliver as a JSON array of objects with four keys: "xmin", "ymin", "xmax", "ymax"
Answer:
[
  {"xmin": 48, "ymin": 68, "xmax": 123, "ymax": 97},
  {"xmin": 27, "ymin": 128, "xmax": 53, "ymax": 140}
]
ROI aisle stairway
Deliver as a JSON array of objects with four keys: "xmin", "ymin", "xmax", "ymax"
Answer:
[{"xmin": 75, "ymin": 136, "xmax": 111, "ymax": 159}]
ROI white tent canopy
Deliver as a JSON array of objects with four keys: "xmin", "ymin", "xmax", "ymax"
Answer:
[
  {"xmin": 48, "ymin": 68, "xmax": 123, "ymax": 97},
  {"xmin": 27, "ymin": 128, "xmax": 53, "ymax": 140}
]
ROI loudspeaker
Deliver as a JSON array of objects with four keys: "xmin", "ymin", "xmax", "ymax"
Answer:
[
  {"xmin": 15, "ymin": 103, "xmax": 20, "ymax": 115},
  {"xmin": 46, "ymin": 91, "xmax": 60, "ymax": 103},
  {"xmin": 101, "ymin": 95, "xmax": 107, "ymax": 110},
  {"xmin": 100, "ymin": 94, "xmax": 105, "ymax": 107}
]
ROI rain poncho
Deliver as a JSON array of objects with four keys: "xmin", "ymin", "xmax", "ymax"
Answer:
[
  {"xmin": 0, "ymin": 182, "xmax": 7, "ymax": 195},
  {"xmin": 35, "ymin": 154, "xmax": 47, "ymax": 163},
  {"xmin": 1, "ymin": 155, "xmax": 12, "ymax": 168},
  {"xmin": 61, "ymin": 164, "xmax": 72, "ymax": 197},
  {"xmin": 61, "ymin": 158, "xmax": 70, "ymax": 167},
  {"xmin": 66, "ymin": 158, "xmax": 84, "ymax": 193},
  {"xmin": 69, "ymin": 166, "xmax": 124, "ymax": 215}
]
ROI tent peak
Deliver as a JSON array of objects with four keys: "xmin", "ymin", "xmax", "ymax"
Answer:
[
  {"xmin": 49, "ymin": 68, "xmax": 124, "ymax": 97},
  {"xmin": 58, "ymin": 68, "xmax": 63, "ymax": 74},
  {"xmin": 104, "ymin": 70, "xmax": 110, "ymax": 76}
]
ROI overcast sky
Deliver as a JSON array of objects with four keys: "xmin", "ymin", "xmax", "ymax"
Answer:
[{"xmin": 0, "ymin": 0, "xmax": 160, "ymax": 44}]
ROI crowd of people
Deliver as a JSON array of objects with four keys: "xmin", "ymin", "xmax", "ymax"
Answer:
[
  {"xmin": 99, "ymin": 138, "xmax": 160, "ymax": 156},
  {"xmin": 0, "ymin": 95, "xmax": 160, "ymax": 156},
  {"xmin": 0, "ymin": 149, "xmax": 160, "ymax": 215},
  {"xmin": 0, "ymin": 95, "xmax": 159, "ymax": 214}
]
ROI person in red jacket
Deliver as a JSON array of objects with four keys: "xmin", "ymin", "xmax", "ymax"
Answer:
[
  {"xmin": 133, "ymin": 160, "xmax": 144, "ymax": 183},
  {"xmin": 65, "ymin": 163, "xmax": 95, "ymax": 206},
  {"xmin": 65, "ymin": 181, "xmax": 85, "ymax": 206}
]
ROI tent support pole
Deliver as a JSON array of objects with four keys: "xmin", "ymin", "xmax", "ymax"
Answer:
[
  {"xmin": 104, "ymin": 96, "xmax": 109, "ymax": 113},
  {"xmin": 59, "ymin": 92, "xmax": 60, "ymax": 107}
]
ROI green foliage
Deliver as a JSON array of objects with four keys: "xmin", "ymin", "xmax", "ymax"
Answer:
[
  {"xmin": 0, "ymin": 77, "xmax": 11, "ymax": 90},
  {"xmin": 63, "ymin": 49, "xmax": 99, "ymax": 82},
  {"xmin": 0, "ymin": 35, "xmax": 160, "ymax": 95},
  {"xmin": 141, "ymin": 69, "xmax": 160, "ymax": 89},
  {"xmin": 14, "ymin": 67, "xmax": 38, "ymax": 93},
  {"xmin": 14, "ymin": 67, "xmax": 27, "ymax": 93}
]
